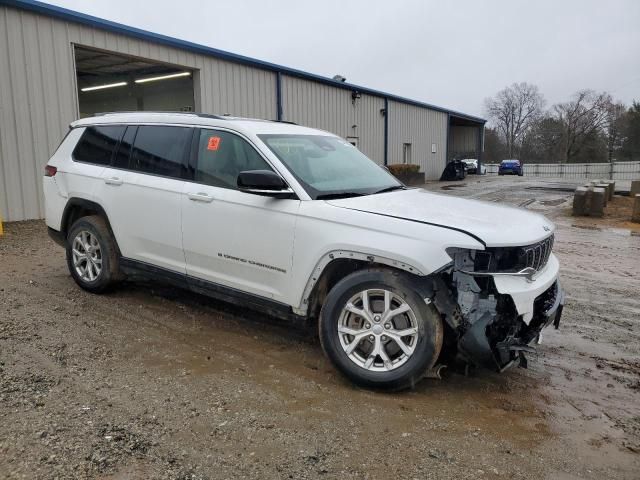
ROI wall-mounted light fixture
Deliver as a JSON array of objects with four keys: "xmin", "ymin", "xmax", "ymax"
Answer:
[
  {"xmin": 379, "ymin": 108, "xmax": 387, "ymax": 116},
  {"xmin": 134, "ymin": 71, "xmax": 191, "ymax": 84},
  {"xmin": 81, "ymin": 81, "xmax": 127, "ymax": 92},
  {"xmin": 351, "ymin": 90, "xmax": 361, "ymax": 104}
]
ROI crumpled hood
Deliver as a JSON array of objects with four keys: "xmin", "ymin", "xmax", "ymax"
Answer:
[{"xmin": 326, "ymin": 188, "xmax": 554, "ymax": 247}]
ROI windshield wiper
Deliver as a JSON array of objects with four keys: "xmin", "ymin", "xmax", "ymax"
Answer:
[
  {"xmin": 372, "ymin": 185, "xmax": 406, "ymax": 195},
  {"xmin": 316, "ymin": 192, "xmax": 366, "ymax": 200}
]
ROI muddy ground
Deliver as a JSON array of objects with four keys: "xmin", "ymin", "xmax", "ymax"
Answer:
[{"xmin": 1, "ymin": 176, "xmax": 639, "ymax": 479}]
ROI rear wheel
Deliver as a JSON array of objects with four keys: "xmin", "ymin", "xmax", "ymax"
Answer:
[
  {"xmin": 319, "ymin": 269, "xmax": 443, "ymax": 390},
  {"xmin": 66, "ymin": 215, "xmax": 121, "ymax": 293}
]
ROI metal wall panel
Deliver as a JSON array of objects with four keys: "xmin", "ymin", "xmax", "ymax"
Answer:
[
  {"xmin": 281, "ymin": 76, "xmax": 385, "ymax": 164},
  {"xmin": 387, "ymin": 101, "xmax": 448, "ymax": 180},
  {"xmin": 0, "ymin": 3, "xmax": 462, "ymax": 220},
  {"xmin": 0, "ymin": 5, "xmax": 276, "ymax": 221}
]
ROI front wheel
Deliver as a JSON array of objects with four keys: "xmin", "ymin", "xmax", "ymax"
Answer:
[{"xmin": 319, "ymin": 269, "xmax": 443, "ymax": 390}]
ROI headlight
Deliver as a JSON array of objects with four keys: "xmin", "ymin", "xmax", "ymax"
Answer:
[{"xmin": 447, "ymin": 235, "xmax": 554, "ymax": 275}]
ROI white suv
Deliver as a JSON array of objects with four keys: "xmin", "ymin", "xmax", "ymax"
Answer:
[{"xmin": 44, "ymin": 112, "xmax": 563, "ymax": 390}]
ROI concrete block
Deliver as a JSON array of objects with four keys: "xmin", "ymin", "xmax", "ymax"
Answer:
[
  {"xmin": 572, "ymin": 187, "xmax": 588, "ymax": 216},
  {"xmin": 602, "ymin": 180, "xmax": 615, "ymax": 200},
  {"xmin": 633, "ymin": 194, "xmax": 640, "ymax": 223},
  {"xmin": 595, "ymin": 184, "xmax": 609, "ymax": 206},
  {"xmin": 631, "ymin": 180, "xmax": 640, "ymax": 197},
  {"xmin": 589, "ymin": 187, "xmax": 606, "ymax": 217}
]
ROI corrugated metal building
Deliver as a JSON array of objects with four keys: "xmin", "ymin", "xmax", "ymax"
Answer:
[{"xmin": 0, "ymin": 0, "xmax": 485, "ymax": 222}]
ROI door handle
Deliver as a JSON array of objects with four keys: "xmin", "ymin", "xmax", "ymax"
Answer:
[
  {"xmin": 104, "ymin": 177, "xmax": 123, "ymax": 186},
  {"xmin": 187, "ymin": 192, "xmax": 214, "ymax": 203}
]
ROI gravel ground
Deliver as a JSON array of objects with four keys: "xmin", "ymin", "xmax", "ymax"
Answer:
[{"xmin": 1, "ymin": 176, "xmax": 639, "ymax": 479}]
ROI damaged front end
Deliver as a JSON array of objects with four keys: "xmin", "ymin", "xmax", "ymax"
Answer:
[{"xmin": 429, "ymin": 238, "xmax": 564, "ymax": 372}]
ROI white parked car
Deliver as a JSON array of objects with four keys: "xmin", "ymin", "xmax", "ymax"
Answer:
[
  {"xmin": 461, "ymin": 158, "xmax": 486, "ymax": 175},
  {"xmin": 44, "ymin": 112, "xmax": 563, "ymax": 390}
]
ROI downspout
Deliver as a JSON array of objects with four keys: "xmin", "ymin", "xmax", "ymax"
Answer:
[
  {"xmin": 478, "ymin": 123, "xmax": 485, "ymax": 173},
  {"xmin": 383, "ymin": 97, "xmax": 389, "ymax": 165},
  {"xmin": 445, "ymin": 113, "xmax": 450, "ymax": 164},
  {"xmin": 276, "ymin": 71, "xmax": 283, "ymax": 121}
]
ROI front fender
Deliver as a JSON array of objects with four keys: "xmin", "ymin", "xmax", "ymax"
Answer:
[{"xmin": 289, "ymin": 201, "xmax": 484, "ymax": 314}]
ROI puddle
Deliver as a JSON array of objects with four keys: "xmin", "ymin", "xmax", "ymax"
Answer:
[
  {"xmin": 440, "ymin": 183, "xmax": 466, "ymax": 190},
  {"xmin": 526, "ymin": 186, "xmax": 576, "ymax": 193},
  {"xmin": 571, "ymin": 224, "xmax": 601, "ymax": 231},
  {"xmin": 540, "ymin": 198, "xmax": 567, "ymax": 206},
  {"xmin": 571, "ymin": 224, "xmax": 635, "ymax": 236}
]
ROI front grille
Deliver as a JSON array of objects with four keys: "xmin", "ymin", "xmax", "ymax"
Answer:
[
  {"xmin": 474, "ymin": 234, "xmax": 554, "ymax": 273},
  {"xmin": 521, "ymin": 235, "xmax": 554, "ymax": 272}
]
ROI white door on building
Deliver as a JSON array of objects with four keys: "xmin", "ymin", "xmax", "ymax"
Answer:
[{"xmin": 403, "ymin": 143, "xmax": 412, "ymax": 164}]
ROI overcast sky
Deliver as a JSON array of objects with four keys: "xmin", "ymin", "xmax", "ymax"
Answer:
[{"xmin": 49, "ymin": 0, "xmax": 640, "ymax": 117}]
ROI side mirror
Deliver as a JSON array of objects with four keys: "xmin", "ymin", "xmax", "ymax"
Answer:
[{"xmin": 237, "ymin": 170, "xmax": 293, "ymax": 197}]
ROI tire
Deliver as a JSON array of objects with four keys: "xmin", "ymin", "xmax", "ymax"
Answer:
[
  {"xmin": 66, "ymin": 215, "xmax": 121, "ymax": 293},
  {"xmin": 319, "ymin": 268, "xmax": 443, "ymax": 390}
]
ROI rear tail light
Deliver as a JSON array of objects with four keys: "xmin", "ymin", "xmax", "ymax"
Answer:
[{"xmin": 44, "ymin": 165, "xmax": 57, "ymax": 177}]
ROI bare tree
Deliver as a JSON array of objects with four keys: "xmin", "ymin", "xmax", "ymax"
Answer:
[
  {"xmin": 484, "ymin": 82, "xmax": 545, "ymax": 158},
  {"xmin": 553, "ymin": 90, "xmax": 612, "ymax": 163},
  {"xmin": 605, "ymin": 102, "xmax": 627, "ymax": 162}
]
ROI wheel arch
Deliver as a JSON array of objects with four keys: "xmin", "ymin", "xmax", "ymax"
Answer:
[
  {"xmin": 61, "ymin": 198, "xmax": 119, "ymax": 253},
  {"xmin": 298, "ymin": 250, "xmax": 436, "ymax": 320}
]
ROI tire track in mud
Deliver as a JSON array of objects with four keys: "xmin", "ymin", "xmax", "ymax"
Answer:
[
  {"xmin": 2, "ymin": 183, "xmax": 640, "ymax": 480},
  {"xmin": 437, "ymin": 178, "xmax": 640, "ymax": 476},
  {"xmin": 0, "ymin": 222, "xmax": 558, "ymax": 479}
]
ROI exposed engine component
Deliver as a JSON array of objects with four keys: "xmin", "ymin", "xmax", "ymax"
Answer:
[{"xmin": 433, "ymin": 247, "xmax": 563, "ymax": 371}]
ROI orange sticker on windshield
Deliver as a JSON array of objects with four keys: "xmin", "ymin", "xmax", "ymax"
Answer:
[{"xmin": 207, "ymin": 136, "xmax": 221, "ymax": 151}]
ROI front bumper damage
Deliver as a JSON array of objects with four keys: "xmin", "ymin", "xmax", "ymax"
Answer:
[
  {"xmin": 458, "ymin": 279, "xmax": 563, "ymax": 371},
  {"xmin": 429, "ymin": 252, "xmax": 564, "ymax": 372}
]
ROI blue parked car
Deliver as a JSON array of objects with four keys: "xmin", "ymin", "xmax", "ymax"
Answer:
[{"xmin": 498, "ymin": 159, "xmax": 523, "ymax": 176}]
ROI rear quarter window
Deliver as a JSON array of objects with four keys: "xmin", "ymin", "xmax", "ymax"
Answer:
[{"xmin": 72, "ymin": 125, "xmax": 125, "ymax": 165}]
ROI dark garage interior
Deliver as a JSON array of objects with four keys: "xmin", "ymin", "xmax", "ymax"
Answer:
[
  {"xmin": 74, "ymin": 46, "xmax": 195, "ymax": 117},
  {"xmin": 447, "ymin": 115, "xmax": 484, "ymax": 162}
]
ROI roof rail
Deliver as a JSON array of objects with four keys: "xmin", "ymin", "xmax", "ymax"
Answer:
[
  {"xmin": 91, "ymin": 111, "xmax": 229, "ymax": 120},
  {"xmin": 193, "ymin": 112, "xmax": 229, "ymax": 120},
  {"xmin": 272, "ymin": 119, "xmax": 298, "ymax": 125}
]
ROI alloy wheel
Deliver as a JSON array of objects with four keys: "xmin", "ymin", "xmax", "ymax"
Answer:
[
  {"xmin": 71, "ymin": 230, "xmax": 102, "ymax": 282},
  {"xmin": 337, "ymin": 289, "xmax": 419, "ymax": 372}
]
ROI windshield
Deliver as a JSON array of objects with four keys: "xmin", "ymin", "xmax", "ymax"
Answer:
[{"xmin": 258, "ymin": 134, "xmax": 402, "ymax": 199}]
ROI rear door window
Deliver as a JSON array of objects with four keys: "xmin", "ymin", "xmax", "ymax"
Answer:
[
  {"xmin": 130, "ymin": 125, "xmax": 192, "ymax": 179},
  {"xmin": 194, "ymin": 129, "xmax": 272, "ymax": 189},
  {"xmin": 72, "ymin": 125, "xmax": 125, "ymax": 165}
]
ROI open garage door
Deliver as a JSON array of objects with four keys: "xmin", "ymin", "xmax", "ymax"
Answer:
[
  {"xmin": 74, "ymin": 46, "xmax": 195, "ymax": 117},
  {"xmin": 447, "ymin": 115, "xmax": 484, "ymax": 163}
]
